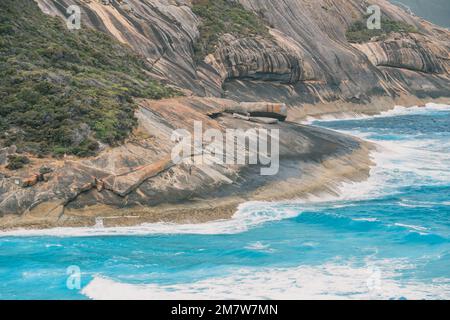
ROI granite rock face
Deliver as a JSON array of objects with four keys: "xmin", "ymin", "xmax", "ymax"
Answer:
[
  {"xmin": 353, "ymin": 33, "xmax": 449, "ymax": 74},
  {"xmin": 223, "ymin": 0, "xmax": 449, "ymax": 103},
  {"xmin": 1, "ymin": 0, "xmax": 448, "ymax": 226},
  {"xmin": 37, "ymin": 0, "xmax": 202, "ymax": 92},
  {"xmin": 35, "ymin": 0, "xmax": 449, "ymax": 103}
]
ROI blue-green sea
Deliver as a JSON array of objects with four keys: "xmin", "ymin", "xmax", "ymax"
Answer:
[{"xmin": 1, "ymin": 103, "xmax": 449, "ymax": 299}]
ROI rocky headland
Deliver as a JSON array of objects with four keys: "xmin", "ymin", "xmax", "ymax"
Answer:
[{"xmin": 0, "ymin": 0, "xmax": 449, "ymax": 229}]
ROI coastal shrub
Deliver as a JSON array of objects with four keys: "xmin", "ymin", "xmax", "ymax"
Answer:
[
  {"xmin": 39, "ymin": 166, "xmax": 53, "ymax": 175},
  {"xmin": 346, "ymin": 16, "xmax": 418, "ymax": 43},
  {"xmin": 6, "ymin": 155, "xmax": 30, "ymax": 170},
  {"xmin": 192, "ymin": 0, "xmax": 271, "ymax": 62},
  {"xmin": 0, "ymin": 0, "xmax": 180, "ymax": 158}
]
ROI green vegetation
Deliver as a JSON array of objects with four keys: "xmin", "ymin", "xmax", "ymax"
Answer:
[
  {"xmin": 346, "ymin": 16, "xmax": 418, "ymax": 43},
  {"xmin": 388, "ymin": 0, "xmax": 450, "ymax": 29},
  {"xmin": 192, "ymin": 0, "xmax": 271, "ymax": 61},
  {"xmin": 6, "ymin": 155, "xmax": 30, "ymax": 171},
  {"xmin": 0, "ymin": 0, "xmax": 179, "ymax": 158},
  {"xmin": 39, "ymin": 166, "xmax": 53, "ymax": 175}
]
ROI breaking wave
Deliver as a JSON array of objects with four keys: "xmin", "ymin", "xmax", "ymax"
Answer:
[{"xmin": 82, "ymin": 259, "xmax": 450, "ymax": 300}]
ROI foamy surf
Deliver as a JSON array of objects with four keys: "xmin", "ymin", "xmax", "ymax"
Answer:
[
  {"xmin": 302, "ymin": 102, "xmax": 450, "ymax": 124},
  {"xmin": 0, "ymin": 154, "xmax": 407, "ymax": 238},
  {"xmin": 0, "ymin": 203, "xmax": 301, "ymax": 237},
  {"xmin": 0, "ymin": 143, "xmax": 444, "ymax": 238},
  {"xmin": 2, "ymin": 103, "xmax": 450, "ymax": 300},
  {"xmin": 81, "ymin": 259, "xmax": 450, "ymax": 300},
  {"xmin": 1, "ymin": 103, "xmax": 448, "ymax": 238},
  {"xmin": 0, "ymin": 147, "xmax": 421, "ymax": 237}
]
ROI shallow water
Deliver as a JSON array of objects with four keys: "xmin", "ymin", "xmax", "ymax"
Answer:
[{"xmin": 1, "ymin": 103, "xmax": 449, "ymax": 299}]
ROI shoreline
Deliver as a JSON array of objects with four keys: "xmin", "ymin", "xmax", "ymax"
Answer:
[
  {"xmin": 0, "ymin": 139, "xmax": 374, "ymax": 233},
  {"xmin": 1, "ymin": 96, "xmax": 448, "ymax": 233},
  {"xmin": 287, "ymin": 95, "xmax": 450, "ymax": 122},
  {"xmin": 77, "ymin": 140, "xmax": 374, "ymax": 228}
]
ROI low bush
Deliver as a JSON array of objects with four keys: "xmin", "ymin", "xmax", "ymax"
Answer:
[
  {"xmin": 0, "ymin": 0, "xmax": 180, "ymax": 158},
  {"xmin": 6, "ymin": 155, "xmax": 30, "ymax": 170},
  {"xmin": 346, "ymin": 17, "xmax": 418, "ymax": 43}
]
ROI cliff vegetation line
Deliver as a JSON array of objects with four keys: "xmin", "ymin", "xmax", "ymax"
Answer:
[
  {"xmin": 0, "ymin": 0, "xmax": 179, "ymax": 160},
  {"xmin": 346, "ymin": 15, "xmax": 418, "ymax": 43},
  {"xmin": 192, "ymin": 0, "xmax": 271, "ymax": 62}
]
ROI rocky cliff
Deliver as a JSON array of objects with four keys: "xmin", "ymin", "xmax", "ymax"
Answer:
[
  {"xmin": 0, "ymin": 0, "xmax": 449, "ymax": 228},
  {"xmin": 0, "ymin": 95, "xmax": 374, "ymax": 228},
  {"xmin": 35, "ymin": 0, "xmax": 450, "ymax": 105}
]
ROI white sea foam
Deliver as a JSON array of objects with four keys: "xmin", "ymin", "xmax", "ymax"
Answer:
[
  {"xmin": 352, "ymin": 218, "xmax": 378, "ymax": 222},
  {"xmin": 45, "ymin": 243, "xmax": 62, "ymax": 248},
  {"xmin": 378, "ymin": 103, "xmax": 450, "ymax": 117},
  {"xmin": 394, "ymin": 223, "xmax": 429, "ymax": 232},
  {"xmin": 399, "ymin": 199, "xmax": 447, "ymax": 208},
  {"xmin": 297, "ymin": 103, "xmax": 450, "ymax": 212},
  {"xmin": 81, "ymin": 259, "xmax": 450, "ymax": 300},
  {"xmin": 244, "ymin": 241, "xmax": 274, "ymax": 252},
  {"xmin": 331, "ymin": 134, "xmax": 450, "ymax": 204},
  {"xmin": 0, "ymin": 204, "xmax": 301, "ymax": 237},
  {"xmin": 3, "ymin": 103, "xmax": 450, "ymax": 300},
  {"xmin": 0, "ymin": 139, "xmax": 446, "ymax": 238}
]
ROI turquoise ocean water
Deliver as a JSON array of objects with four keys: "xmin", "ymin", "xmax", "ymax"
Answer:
[{"xmin": 1, "ymin": 103, "xmax": 449, "ymax": 299}]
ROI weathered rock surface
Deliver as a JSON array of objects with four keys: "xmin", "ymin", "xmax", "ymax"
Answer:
[
  {"xmin": 1, "ymin": 0, "xmax": 448, "ymax": 228},
  {"xmin": 35, "ymin": 0, "xmax": 450, "ymax": 103},
  {"xmin": 353, "ymin": 32, "xmax": 449, "ymax": 74},
  {"xmin": 223, "ymin": 0, "xmax": 449, "ymax": 104},
  {"xmin": 224, "ymin": 102, "xmax": 288, "ymax": 121},
  {"xmin": 0, "ymin": 97, "xmax": 372, "ymax": 228}
]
